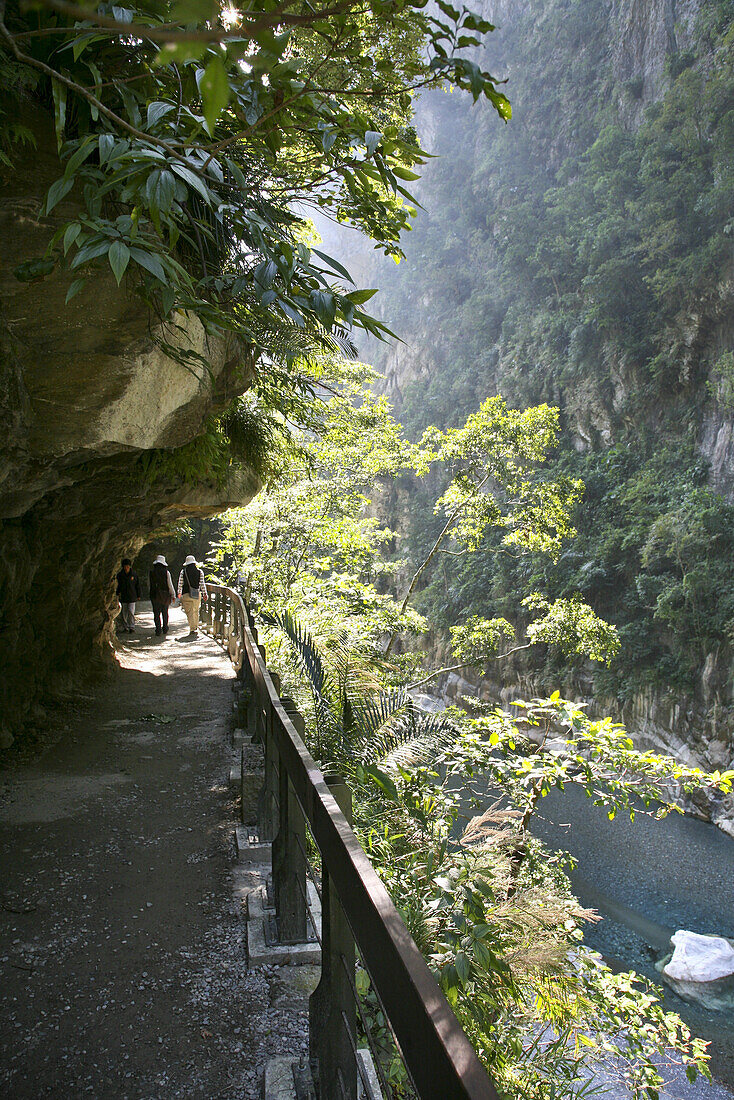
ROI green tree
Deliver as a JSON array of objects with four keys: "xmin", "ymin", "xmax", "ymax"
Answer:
[
  {"xmin": 210, "ymin": 356, "xmax": 428, "ymax": 659},
  {"xmin": 384, "ymin": 395, "xmax": 619, "ymax": 673},
  {"xmin": 363, "ymin": 0, "xmax": 734, "ymax": 701}
]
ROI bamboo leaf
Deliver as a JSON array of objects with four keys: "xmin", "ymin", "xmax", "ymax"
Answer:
[
  {"xmin": 52, "ymin": 80, "xmax": 67, "ymax": 152},
  {"xmin": 199, "ymin": 56, "xmax": 230, "ymax": 135},
  {"xmin": 44, "ymin": 176, "xmax": 75, "ymax": 215}
]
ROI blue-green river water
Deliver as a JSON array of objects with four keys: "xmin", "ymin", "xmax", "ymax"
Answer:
[{"xmin": 530, "ymin": 786, "xmax": 734, "ymax": 1092}]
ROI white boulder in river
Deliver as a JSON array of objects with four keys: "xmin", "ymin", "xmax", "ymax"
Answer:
[
  {"xmin": 659, "ymin": 931, "xmax": 734, "ymax": 1011},
  {"xmin": 664, "ymin": 931, "xmax": 734, "ymax": 982}
]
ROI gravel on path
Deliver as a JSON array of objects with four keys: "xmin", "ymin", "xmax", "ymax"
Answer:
[{"xmin": 0, "ymin": 604, "xmax": 310, "ymax": 1099}]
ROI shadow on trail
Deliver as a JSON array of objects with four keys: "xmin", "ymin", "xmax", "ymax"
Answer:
[{"xmin": 0, "ymin": 606, "xmax": 308, "ymax": 1100}]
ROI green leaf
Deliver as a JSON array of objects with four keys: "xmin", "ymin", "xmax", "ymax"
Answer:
[
  {"xmin": 72, "ymin": 31, "xmax": 102, "ymax": 62},
  {"xmin": 345, "ymin": 288, "xmax": 378, "ymax": 305},
  {"xmin": 321, "ymin": 128, "xmax": 338, "ymax": 153},
  {"xmin": 146, "ymin": 169, "xmax": 176, "ymax": 213},
  {"xmin": 364, "ymin": 764, "xmax": 399, "ymax": 803},
  {"xmin": 199, "ymin": 56, "xmax": 230, "ymax": 135},
  {"xmin": 311, "ymin": 248, "xmax": 355, "ymax": 285},
  {"xmin": 97, "ymin": 134, "xmax": 115, "ymax": 165},
  {"xmin": 44, "ymin": 176, "xmax": 75, "ymax": 215},
  {"xmin": 223, "ymin": 157, "xmax": 248, "ymax": 191},
  {"xmin": 65, "ymin": 277, "xmax": 86, "ymax": 303},
  {"xmin": 108, "ymin": 240, "xmax": 131, "ymax": 285},
  {"xmin": 63, "ymin": 223, "xmax": 81, "ymax": 254},
  {"xmin": 64, "ymin": 137, "xmax": 97, "ymax": 177},
  {"xmin": 51, "ymin": 80, "xmax": 67, "ymax": 152},
  {"xmin": 70, "ymin": 239, "xmax": 111, "ymax": 268},
  {"xmin": 310, "ymin": 289, "xmax": 336, "ymax": 328},
  {"xmin": 391, "ymin": 165, "xmax": 421, "ymax": 181},
  {"xmin": 161, "ymin": 284, "xmax": 176, "ymax": 315},
  {"xmin": 170, "ymin": 162, "xmax": 212, "ymax": 204},
  {"xmin": 435, "ymin": 0, "xmax": 460, "ymax": 20},
  {"xmin": 169, "ymin": 0, "xmax": 217, "ymax": 22},
  {"xmin": 129, "ymin": 247, "xmax": 167, "ymax": 283},
  {"xmin": 455, "ymin": 950, "xmax": 470, "ymax": 986},
  {"xmin": 155, "ymin": 41, "xmax": 209, "ymax": 65},
  {"xmin": 146, "ymin": 101, "xmax": 174, "ymax": 130}
]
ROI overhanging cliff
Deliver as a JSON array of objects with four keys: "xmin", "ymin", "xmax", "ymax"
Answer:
[{"xmin": 0, "ymin": 109, "xmax": 260, "ymax": 744}]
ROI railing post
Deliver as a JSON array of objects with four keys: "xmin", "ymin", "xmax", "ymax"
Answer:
[
  {"xmin": 272, "ymin": 700, "xmax": 307, "ymax": 944},
  {"xmin": 310, "ymin": 776, "xmax": 357, "ymax": 1100},
  {"xmin": 234, "ymin": 602, "xmax": 248, "ymax": 684},
  {"xmin": 251, "ymin": 642, "xmax": 265, "ymax": 745},
  {"xmin": 258, "ymin": 666, "xmax": 280, "ymax": 843}
]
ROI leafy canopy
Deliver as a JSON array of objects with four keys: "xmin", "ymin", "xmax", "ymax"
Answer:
[{"xmin": 2, "ymin": 0, "xmax": 510, "ymax": 369}]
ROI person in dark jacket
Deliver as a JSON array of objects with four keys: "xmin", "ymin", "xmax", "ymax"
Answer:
[
  {"xmin": 116, "ymin": 558, "xmax": 142, "ymax": 633},
  {"xmin": 149, "ymin": 555, "xmax": 176, "ymax": 637}
]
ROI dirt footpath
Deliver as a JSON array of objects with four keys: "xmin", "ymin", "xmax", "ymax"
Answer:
[{"xmin": 0, "ymin": 604, "xmax": 310, "ymax": 1099}]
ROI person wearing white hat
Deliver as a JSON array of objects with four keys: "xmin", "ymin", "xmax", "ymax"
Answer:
[
  {"xmin": 177, "ymin": 554, "xmax": 208, "ymax": 639},
  {"xmin": 148, "ymin": 554, "xmax": 176, "ymax": 637}
]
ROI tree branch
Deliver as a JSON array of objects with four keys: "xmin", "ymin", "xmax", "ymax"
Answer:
[
  {"xmin": 25, "ymin": 0, "xmax": 368, "ymax": 43},
  {"xmin": 0, "ymin": 20, "xmax": 182, "ymax": 155},
  {"xmin": 406, "ymin": 645, "xmax": 531, "ymax": 692},
  {"xmin": 384, "ymin": 471, "xmax": 491, "ymax": 656}
]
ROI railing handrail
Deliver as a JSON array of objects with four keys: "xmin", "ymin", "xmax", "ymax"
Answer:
[{"xmin": 206, "ymin": 584, "xmax": 500, "ymax": 1100}]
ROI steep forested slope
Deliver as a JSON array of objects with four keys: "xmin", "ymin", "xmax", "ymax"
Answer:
[{"xmin": 360, "ymin": 0, "xmax": 734, "ymax": 763}]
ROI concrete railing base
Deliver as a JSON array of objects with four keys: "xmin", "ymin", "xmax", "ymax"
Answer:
[
  {"xmin": 263, "ymin": 1051, "xmax": 384, "ymax": 1100},
  {"xmin": 235, "ymin": 824, "xmax": 271, "ymax": 862},
  {"xmin": 248, "ymin": 879, "xmax": 321, "ymax": 966}
]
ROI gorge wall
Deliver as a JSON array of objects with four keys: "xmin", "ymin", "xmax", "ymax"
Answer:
[
  {"xmin": 0, "ymin": 109, "xmax": 260, "ymax": 745},
  {"xmin": 347, "ymin": 0, "xmax": 734, "ymax": 787}
]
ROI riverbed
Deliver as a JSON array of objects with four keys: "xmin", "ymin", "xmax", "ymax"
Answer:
[{"xmin": 531, "ymin": 786, "xmax": 734, "ymax": 1091}]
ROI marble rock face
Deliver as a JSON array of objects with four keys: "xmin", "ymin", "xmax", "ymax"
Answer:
[{"xmin": 409, "ymin": 692, "xmax": 446, "ymax": 714}]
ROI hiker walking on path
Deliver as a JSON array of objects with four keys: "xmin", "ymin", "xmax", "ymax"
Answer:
[
  {"xmin": 149, "ymin": 554, "xmax": 176, "ymax": 637},
  {"xmin": 116, "ymin": 558, "xmax": 142, "ymax": 633},
  {"xmin": 177, "ymin": 555, "xmax": 208, "ymax": 640}
]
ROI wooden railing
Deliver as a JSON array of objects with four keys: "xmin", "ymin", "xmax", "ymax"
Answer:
[{"xmin": 202, "ymin": 584, "xmax": 499, "ymax": 1100}]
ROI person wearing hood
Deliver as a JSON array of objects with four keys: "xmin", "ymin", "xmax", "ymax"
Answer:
[
  {"xmin": 177, "ymin": 555, "xmax": 208, "ymax": 639},
  {"xmin": 116, "ymin": 558, "xmax": 142, "ymax": 633},
  {"xmin": 149, "ymin": 555, "xmax": 176, "ymax": 637}
]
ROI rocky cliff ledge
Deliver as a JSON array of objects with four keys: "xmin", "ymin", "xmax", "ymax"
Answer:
[{"xmin": 0, "ymin": 111, "xmax": 260, "ymax": 744}]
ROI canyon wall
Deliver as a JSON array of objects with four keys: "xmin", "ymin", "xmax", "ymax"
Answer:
[{"xmin": 349, "ymin": 0, "xmax": 734, "ymax": 785}]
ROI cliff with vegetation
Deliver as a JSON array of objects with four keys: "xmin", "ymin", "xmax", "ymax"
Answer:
[{"xmin": 357, "ymin": 0, "xmax": 734, "ymax": 777}]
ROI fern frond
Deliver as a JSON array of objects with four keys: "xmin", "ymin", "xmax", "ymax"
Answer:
[
  {"xmin": 350, "ymin": 688, "xmax": 409, "ymax": 742},
  {"xmin": 261, "ymin": 608, "xmax": 336, "ymax": 740},
  {"xmin": 376, "ymin": 709, "xmax": 455, "ymax": 768}
]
